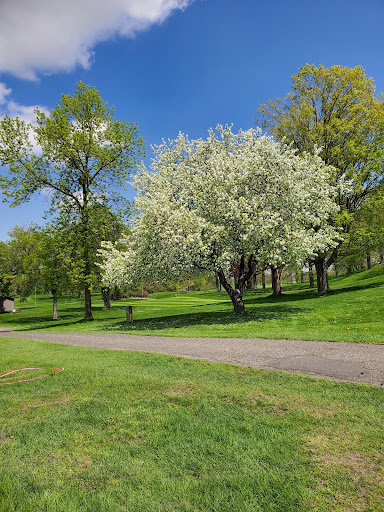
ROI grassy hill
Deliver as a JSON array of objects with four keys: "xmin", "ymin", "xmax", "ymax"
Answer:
[
  {"xmin": 1, "ymin": 265, "xmax": 384, "ymax": 343},
  {"xmin": 1, "ymin": 268, "xmax": 384, "ymax": 510}
]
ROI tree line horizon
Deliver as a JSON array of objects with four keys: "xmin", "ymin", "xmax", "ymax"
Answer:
[{"xmin": 1, "ymin": 64, "xmax": 384, "ymax": 318}]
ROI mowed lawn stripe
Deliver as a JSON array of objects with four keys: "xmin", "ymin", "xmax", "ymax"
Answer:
[{"xmin": 1, "ymin": 265, "xmax": 384, "ymax": 343}]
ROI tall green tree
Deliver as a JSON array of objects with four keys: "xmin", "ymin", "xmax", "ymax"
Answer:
[
  {"xmin": 55, "ymin": 202, "xmax": 128, "ymax": 310},
  {"xmin": 256, "ymin": 64, "xmax": 384, "ymax": 292},
  {"xmin": 0, "ymin": 82, "xmax": 144, "ymax": 319}
]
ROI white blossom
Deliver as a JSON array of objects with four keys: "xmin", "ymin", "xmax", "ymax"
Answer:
[{"xmin": 99, "ymin": 126, "xmax": 340, "ymax": 305}]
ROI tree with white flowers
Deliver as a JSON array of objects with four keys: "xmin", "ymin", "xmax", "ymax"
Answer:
[{"xmin": 99, "ymin": 126, "xmax": 342, "ymax": 314}]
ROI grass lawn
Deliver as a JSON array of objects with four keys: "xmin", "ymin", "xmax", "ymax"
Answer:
[
  {"xmin": 0, "ymin": 337, "xmax": 383, "ymax": 511},
  {"xmin": 1, "ymin": 265, "xmax": 384, "ymax": 343}
]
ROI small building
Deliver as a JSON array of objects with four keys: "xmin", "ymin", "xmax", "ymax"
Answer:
[{"xmin": 0, "ymin": 296, "xmax": 15, "ymax": 313}]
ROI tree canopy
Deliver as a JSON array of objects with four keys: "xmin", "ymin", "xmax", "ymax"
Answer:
[
  {"xmin": 0, "ymin": 82, "xmax": 145, "ymax": 319},
  {"xmin": 341, "ymin": 186, "xmax": 384, "ymax": 271},
  {"xmin": 256, "ymin": 64, "xmax": 384, "ymax": 291},
  {"xmin": 2, "ymin": 225, "xmax": 42, "ymax": 299},
  {"xmin": 256, "ymin": 64, "xmax": 384, "ymax": 205},
  {"xmin": 99, "ymin": 126, "xmax": 340, "ymax": 313}
]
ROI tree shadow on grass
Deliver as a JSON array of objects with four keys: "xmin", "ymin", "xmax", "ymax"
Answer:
[
  {"xmin": 102, "ymin": 302, "xmax": 310, "ymax": 333},
  {"xmin": 4, "ymin": 304, "xmax": 141, "ymax": 331},
  {"xmin": 5, "ymin": 316, "xmax": 87, "ymax": 331},
  {"xmin": 5, "ymin": 279, "xmax": 382, "ymax": 333},
  {"xmin": 243, "ymin": 280, "xmax": 384, "ymax": 306}
]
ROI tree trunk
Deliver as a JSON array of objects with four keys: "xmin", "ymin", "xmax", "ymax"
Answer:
[
  {"xmin": 52, "ymin": 290, "xmax": 58, "ymax": 320},
  {"xmin": 229, "ymin": 287, "xmax": 247, "ymax": 314},
  {"xmin": 234, "ymin": 254, "xmax": 255, "ymax": 294},
  {"xmin": 308, "ymin": 265, "xmax": 315, "ymax": 288},
  {"xmin": 270, "ymin": 266, "xmax": 283, "ymax": 295},
  {"xmin": 246, "ymin": 270, "xmax": 257, "ymax": 290},
  {"xmin": 218, "ymin": 270, "xmax": 246, "ymax": 314},
  {"xmin": 102, "ymin": 287, "xmax": 111, "ymax": 309},
  {"xmin": 261, "ymin": 270, "xmax": 266, "ymax": 293},
  {"xmin": 84, "ymin": 286, "xmax": 93, "ymax": 320},
  {"xmin": 82, "ymin": 197, "xmax": 93, "ymax": 321},
  {"xmin": 367, "ymin": 252, "xmax": 372, "ymax": 270},
  {"xmin": 314, "ymin": 257, "xmax": 330, "ymax": 294}
]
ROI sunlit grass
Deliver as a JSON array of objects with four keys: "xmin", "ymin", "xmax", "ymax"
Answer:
[
  {"xmin": 0, "ymin": 337, "xmax": 383, "ymax": 511},
  {"xmin": 1, "ymin": 265, "xmax": 384, "ymax": 343}
]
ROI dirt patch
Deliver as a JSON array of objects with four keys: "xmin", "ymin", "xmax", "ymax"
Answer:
[
  {"xmin": 164, "ymin": 383, "xmax": 196, "ymax": 397},
  {"xmin": 0, "ymin": 434, "xmax": 14, "ymax": 444},
  {"xmin": 78, "ymin": 455, "xmax": 92, "ymax": 471},
  {"xmin": 53, "ymin": 395, "xmax": 74, "ymax": 406}
]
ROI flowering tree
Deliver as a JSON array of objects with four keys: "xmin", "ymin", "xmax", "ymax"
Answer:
[{"xmin": 100, "ymin": 126, "xmax": 340, "ymax": 314}]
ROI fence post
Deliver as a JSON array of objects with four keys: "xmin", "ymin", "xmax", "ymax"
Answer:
[{"xmin": 126, "ymin": 305, "xmax": 133, "ymax": 323}]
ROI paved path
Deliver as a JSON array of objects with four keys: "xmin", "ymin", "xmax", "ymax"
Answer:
[{"xmin": 1, "ymin": 329, "xmax": 383, "ymax": 387}]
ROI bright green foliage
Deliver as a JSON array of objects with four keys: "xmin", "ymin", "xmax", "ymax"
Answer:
[
  {"xmin": 0, "ymin": 82, "xmax": 144, "ymax": 319},
  {"xmin": 257, "ymin": 64, "xmax": 384, "ymax": 292},
  {"xmin": 4, "ymin": 224, "xmax": 43, "ymax": 298},
  {"xmin": 55, "ymin": 203, "xmax": 128, "ymax": 304},
  {"xmin": 0, "ymin": 240, "xmax": 14, "ymax": 296},
  {"xmin": 37, "ymin": 223, "xmax": 76, "ymax": 319},
  {"xmin": 0, "ymin": 207, "xmax": 127, "ymax": 319},
  {"xmin": 38, "ymin": 226, "xmax": 70, "ymax": 294},
  {"xmin": 1, "ymin": 223, "xmax": 73, "ymax": 312},
  {"xmin": 342, "ymin": 187, "xmax": 384, "ymax": 270},
  {"xmin": 256, "ymin": 64, "xmax": 384, "ymax": 210},
  {"xmin": 25, "ymin": 208, "xmax": 126, "ymax": 317}
]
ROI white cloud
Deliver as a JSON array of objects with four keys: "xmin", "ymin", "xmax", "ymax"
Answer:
[
  {"xmin": 6, "ymin": 100, "xmax": 49, "ymax": 124},
  {"xmin": 0, "ymin": 83, "xmax": 49, "ymax": 123},
  {"xmin": 0, "ymin": 83, "xmax": 49, "ymax": 152},
  {"xmin": 0, "ymin": 0, "xmax": 192, "ymax": 80},
  {"xmin": 0, "ymin": 83, "xmax": 12, "ymax": 103}
]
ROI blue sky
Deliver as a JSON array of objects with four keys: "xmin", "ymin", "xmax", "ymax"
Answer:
[{"xmin": 1, "ymin": 0, "xmax": 384, "ymax": 239}]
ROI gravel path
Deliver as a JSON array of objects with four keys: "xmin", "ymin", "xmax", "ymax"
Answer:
[{"xmin": 1, "ymin": 329, "xmax": 383, "ymax": 387}]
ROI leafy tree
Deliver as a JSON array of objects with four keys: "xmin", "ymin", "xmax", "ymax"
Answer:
[
  {"xmin": 99, "ymin": 126, "xmax": 340, "ymax": 314},
  {"xmin": 3, "ymin": 224, "xmax": 67, "ymax": 315},
  {"xmin": 60, "ymin": 202, "xmax": 128, "ymax": 308},
  {"xmin": 5, "ymin": 224, "xmax": 42, "ymax": 299},
  {"xmin": 0, "ymin": 240, "xmax": 14, "ymax": 297},
  {"xmin": 38, "ymin": 203, "xmax": 127, "ymax": 318},
  {"xmin": 256, "ymin": 64, "xmax": 384, "ymax": 292},
  {"xmin": 0, "ymin": 82, "xmax": 144, "ymax": 320},
  {"xmin": 37, "ymin": 223, "xmax": 76, "ymax": 319},
  {"xmin": 341, "ymin": 187, "xmax": 384, "ymax": 271}
]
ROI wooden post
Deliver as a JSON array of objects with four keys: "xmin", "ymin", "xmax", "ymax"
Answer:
[{"xmin": 126, "ymin": 305, "xmax": 133, "ymax": 323}]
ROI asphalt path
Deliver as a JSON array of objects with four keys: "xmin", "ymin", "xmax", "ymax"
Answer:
[{"xmin": 1, "ymin": 328, "xmax": 383, "ymax": 387}]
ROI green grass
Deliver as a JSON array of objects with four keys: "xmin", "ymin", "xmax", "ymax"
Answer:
[
  {"xmin": 0, "ymin": 337, "xmax": 383, "ymax": 511},
  {"xmin": 2, "ymin": 265, "xmax": 384, "ymax": 343}
]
